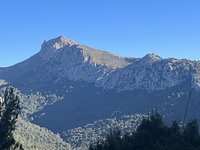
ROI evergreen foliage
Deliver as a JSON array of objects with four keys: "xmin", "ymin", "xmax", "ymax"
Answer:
[
  {"xmin": 89, "ymin": 112, "xmax": 200, "ymax": 150},
  {"xmin": 0, "ymin": 87, "xmax": 22, "ymax": 149},
  {"xmin": 14, "ymin": 118, "xmax": 71, "ymax": 150}
]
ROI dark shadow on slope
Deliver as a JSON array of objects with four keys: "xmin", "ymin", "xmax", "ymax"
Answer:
[{"xmin": 30, "ymin": 79, "xmax": 200, "ymax": 134}]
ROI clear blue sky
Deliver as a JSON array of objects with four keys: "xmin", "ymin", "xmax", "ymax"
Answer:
[{"xmin": 0, "ymin": 0, "xmax": 200, "ymax": 67}]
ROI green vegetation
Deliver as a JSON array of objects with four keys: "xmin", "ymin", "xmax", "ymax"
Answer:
[
  {"xmin": 14, "ymin": 118, "xmax": 71, "ymax": 150},
  {"xmin": 19, "ymin": 91, "xmax": 64, "ymax": 120},
  {"xmin": 0, "ymin": 87, "xmax": 71, "ymax": 149},
  {"xmin": 63, "ymin": 114, "xmax": 145, "ymax": 149},
  {"xmin": 0, "ymin": 87, "xmax": 22, "ymax": 149},
  {"xmin": 89, "ymin": 112, "xmax": 200, "ymax": 150}
]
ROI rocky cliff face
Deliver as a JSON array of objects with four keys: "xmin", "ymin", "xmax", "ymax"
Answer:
[
  {"xmin": 98, "ymin": 55, "xmax": 200, "ymax": 91},
  {"xmin": 1, "ymin": 36, "xmax": 200, "ymax": 92},
  {"xmin": 1, "ymin": 36, "xmax": 200, "ymax": 149},
  {"xmin": 23, "ymin": 36, "xmax": 200, "ymax": 91},
  {"xmin": 37, "ymin": 36, "xmax": 132, "ymax": 84}
]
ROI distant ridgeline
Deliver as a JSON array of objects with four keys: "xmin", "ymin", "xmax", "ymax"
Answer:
[{"xmin": 0, "ymin": 36, "xmax": 200, "ymax": 149}]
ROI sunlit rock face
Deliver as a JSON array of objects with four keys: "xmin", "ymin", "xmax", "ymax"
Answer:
[
  {"xmin": 2, "ymin": 36, "xmax": 200, "ymax": 92},
  {"xmin": 1, "ymin": 36, "xmax": 200, "ymax": 149},
  {"xmin": 37, "ymin": 36, "xmax": 200, "ymax": 91}
]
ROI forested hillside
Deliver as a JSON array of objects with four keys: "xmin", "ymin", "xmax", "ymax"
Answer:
[
  {"xmin": 90, "ymin": 112, "xmax": 200, "ymax": 150},
  {"xmin": 0, "ymin": 36, "xmax": 200, "ymax": 149}
]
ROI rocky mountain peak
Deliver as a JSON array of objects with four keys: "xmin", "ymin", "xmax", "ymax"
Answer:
[
  {"xmin": 12, "ymin": 36, "xmax": 200, "ymax": 92},
  {"xmin": 0, "ymin": 35, "xmax": 200, "ymax": 94},
  {"xmin": 140, "ymin": 53, "xmax": 162, "ymax": 63},
  {"xmin": 39, "ymin": 36, "xmax": 77, "ymax": 60}
]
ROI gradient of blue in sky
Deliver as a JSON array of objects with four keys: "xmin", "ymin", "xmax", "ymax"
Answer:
[{"xmin": 0, "ymin": 0, "xmax": 200, "ymax": 67}]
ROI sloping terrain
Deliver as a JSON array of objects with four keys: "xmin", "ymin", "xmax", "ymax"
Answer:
[
  {"xmin": 14, "ymin": 118, "xmax": 71, "ymax": 150},
  {"xmin": 0, "ymin": 36, "xmax": 200, "ymax": 149},
  {"xmin": 1, "ymin": 36, "xmax": 200, "ymax": 92}
]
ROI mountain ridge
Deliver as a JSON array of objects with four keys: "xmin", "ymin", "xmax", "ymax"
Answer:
[
  {"xmin": 1, "ymin": 36, "xmax": 200, "ymax": 149},
  {"xmin": 0, "ymin": 36, "xmax": 200, "ymax": 92}
]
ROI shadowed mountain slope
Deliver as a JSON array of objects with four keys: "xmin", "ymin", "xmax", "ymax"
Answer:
[{"xmin": 0, "ymin": 36, "xmax": 200, "ymax": 149}]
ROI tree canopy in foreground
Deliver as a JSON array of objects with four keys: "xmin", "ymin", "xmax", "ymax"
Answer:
[
  {"xmin": 89, "ymin": 112, "xmax": 200, "ymax": 150},
  {"xmin": 0, "ymin": 87, "xmax": 22, "ymax": 150}
]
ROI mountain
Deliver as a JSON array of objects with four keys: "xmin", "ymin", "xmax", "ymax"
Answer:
[
  {"xmin": 0, "ymin": 36, "xmax": 200, "ymax": 149},
  {"xmin": 14, "ymin": 118, "xmax": 71, "ymax": 150},
  {"xmin": 1, "ymin": 36, "xmax": 200, "ymax": 92}
]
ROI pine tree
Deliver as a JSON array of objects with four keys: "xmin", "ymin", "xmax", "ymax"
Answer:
[
  {"xmin": 0, "ymin": 87, "xmax": 22, "ymax": 149},
  {"xmin": 89, "ymin": 112, "xmax": 200, "ymax": 150}
]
